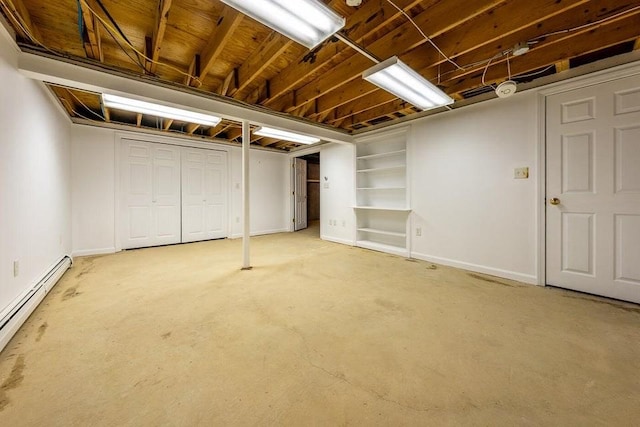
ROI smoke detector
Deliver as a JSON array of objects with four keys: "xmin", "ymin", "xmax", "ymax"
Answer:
[
  {"xmin": 346, "ymin": 0, "xmax": 362, "ymax": 5},
  {"xmin": 496, "ymin": 80, "xmax": 517, "ymax": 98}
]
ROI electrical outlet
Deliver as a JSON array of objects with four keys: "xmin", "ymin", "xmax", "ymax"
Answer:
[
  {"xmin": 342, "ymin": 220, "xmax": 346, "ymax": 227},
  {"xmin": 236, "ymin": 217, "xmax": 240, "ymax": 223},
  {"xmin": 323, "ymin": 182, "xmax": 329, "ymax": 189},
  {"xmin": 416, "ymin": 227, "xmax": 422, "ymax": 237},
  {"xmin": 235, "ymin": 183, "xmax": 240, "ymax": 190},
  {"xmin": 514, "ymin": 167, "xmax": 529, "ymax": 179},
  {"xmin": 13, "ymin": 260, "xmax": 19, "ymax": 277}
]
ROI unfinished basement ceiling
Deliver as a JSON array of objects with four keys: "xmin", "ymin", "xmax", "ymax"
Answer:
[{"xmin": 2, "ymin": 0, "xmax": 640, "ymax": 150}]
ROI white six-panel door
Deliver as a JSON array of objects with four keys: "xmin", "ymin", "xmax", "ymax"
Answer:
[
  {"xmin": 546, "ymin": 74, "xmax": 640, "ymax": 303},
  {"xmin": 182, "ymin": 148, "xmax": 228, "ymax": 243},
  {"xmin": 121, "ymin": 140, "xmax": 181, "ymax": 249}
]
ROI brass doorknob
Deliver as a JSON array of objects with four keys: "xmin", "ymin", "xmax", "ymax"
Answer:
[{"xmin": 550, "ymin": 197, "xmax": 560, "ymax": 205}]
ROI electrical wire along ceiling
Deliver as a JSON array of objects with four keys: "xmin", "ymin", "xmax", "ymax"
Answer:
[{"xmin": 1, "ymin": 0, "xmax": 639, "ymax": 150}]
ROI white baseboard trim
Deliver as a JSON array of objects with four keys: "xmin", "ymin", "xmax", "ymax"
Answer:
[
  {"xmin": 410, "ymin": 251, "xmax": 538, "ymax": 285},
  {"xmin": 229, "ymin": 228, "xmax": 289, "ymax": 239},
  {"xmin": 72, "ymin": 247, "xmax": 117, "ymax": 257},
  {"xmin": 0, "ymin": 255, "xmax": 72, "ymax": 352},
  {"xmin": 321, "ymin": 235, "xmax": 355, "ymax": 246}
]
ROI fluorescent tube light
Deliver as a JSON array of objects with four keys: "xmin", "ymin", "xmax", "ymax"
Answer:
[
  {"xmin": 220, "ymin": 0, "xmax": 345, "ymax": 49},
  {"xmin": 363, "ymin": 56, "xmax": 454, "ymax": 111},
  {"xmin": 102, "ymin": 94, "xmax": 221, "ymax": 127},
  {"xmin": 254, "ymin": 126, "xmax": 321, "ymax": 145}
]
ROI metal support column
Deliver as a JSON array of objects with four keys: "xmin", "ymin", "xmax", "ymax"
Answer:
[{"xmin": 242, "ymin": 120, "xmax": 251, "ymax": 270}]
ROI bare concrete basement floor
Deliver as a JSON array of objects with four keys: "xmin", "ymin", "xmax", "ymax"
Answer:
[{"xmin": 1, "ymin": 226, "xmax": 639, "ymax": 425}]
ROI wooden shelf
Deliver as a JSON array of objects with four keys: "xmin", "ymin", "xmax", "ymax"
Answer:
[
  {"xmin": 307, "ymin": 179, "xmax": 320, "ymax": 183},
  {"xmin": 356, "ymin": 240, "xmax": 408, "ymax": 257},
  {"xmin": 356, "ymin": 165, "xmax": 405, "ymax": 173},
  {"xmin": 353, "ymin": 206, "xmax": 411, "ymax": 212},
  {"xmin": 355, "ymin": 129, "xmax": 409, "ymax": 258},
  {"xmin": 356, "ymin": 187, "xmax": 405, "ymax": 191},
  {"xmin": 357, "ymin": 228, "xmax": 406, "ymax": 237},
  {"xmin": 356, "ymin": 149, "xmax": 406, "ymax": 160}
]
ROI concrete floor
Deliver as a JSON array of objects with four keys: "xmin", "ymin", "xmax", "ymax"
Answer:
[{"xmin": 1, "ymin": 225, "xmax": 639, "ymax": 426}]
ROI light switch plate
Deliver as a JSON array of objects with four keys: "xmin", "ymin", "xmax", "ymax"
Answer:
[{"xmin": 514, "ymin": 167, "xmax": 529, "ymax": 179}]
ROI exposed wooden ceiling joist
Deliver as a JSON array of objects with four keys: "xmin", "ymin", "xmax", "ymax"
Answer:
[
  {"xmin": 147, "ymin": 0, "xmax": 172, "ymax": 74},
  {"xmin": 259, "ymin": 0, "xmax": 423, "ymax": 105},
  {"xmin": 0, "ymin": 0, "xmax": 42, "ymax": 41},
  {"xmin": 79, "ymin": 0, "xmax": 103, "ymax": 62},
  {"xmin": 190, "ymin": 6, "xmax": 243, "ymax": 87},
  {"xmin": 269, "ymin": 0, "xmax": 505, "ymax": 114},
  {"xmin": 316, "ymin": 0, "xmax": 630, "ymax": 125},
  {"xmin": 4, "ymin": 0, "xmax": 640, "ymax": 140}
]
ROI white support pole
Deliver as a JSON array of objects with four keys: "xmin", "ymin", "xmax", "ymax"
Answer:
[{"xmin": 242, "ymin": 120, "xmax": 251, "ymax": 270}]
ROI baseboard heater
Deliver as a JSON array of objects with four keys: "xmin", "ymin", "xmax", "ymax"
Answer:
[{"xmin": 0, "ymin": 255, "xmax": 72, "ymax": 351}]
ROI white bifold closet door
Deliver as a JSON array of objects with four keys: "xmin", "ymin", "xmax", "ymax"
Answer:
[
  {"xmin": 121, "ymin": 139, "xmax": 182, "ymax": 249},
  {"xmin": 181, "ymin": 148, "xmax": 228, "ymax": 243}
]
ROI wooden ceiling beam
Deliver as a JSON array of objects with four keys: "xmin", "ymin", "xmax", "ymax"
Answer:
[
  {"xmin": 343, "ymin": 98, "xmax": 408, "ymax": 129},
  {"xmin": 261, "ymin": 0, "xmax": 424, "ymax": 105},
  {"xmin": 438, "ymin": 2, "xmax": 640, "ymax": 85},
  {"xmin": 136, "ymin": 113, "xmax": 142, "ymax": 127},
  {"xmin": 186, "ymin": 123, "xmax": 200, "ymax": 135},
  {"xmin": 309, "ymin": 0, "xmax": 598, "ymax": 122},
  {"xmin": 432, "ymin": 0, "xmax": 630, "ymax": 79},
  {"xmin": 321, "ymin": 90, "xmax": 397, "ymax": 123},
  {"xmin": 227, "ymin": 32, "xmax": 294, "ymax": 98},
  {"xmin": 0, "ymin": 0, "xmax": 43, "ymax": 41},
  {"xmin": 191, "ymin": 7, "xmax": 243, "ymax": 86},
  {"xmin": 183, "ymin": 55, "xmax": 198, "ymax": 86},
  {"xmin": 315, "ymin": 109, "xmax": 334, "ymax": 123},
  {"xmin": 225, "ymin": 127, "xmax": 243, "ymax": 142},
  {"xmin": 208, "ymin": 123, "xmax": 228, "ymax": 138},
  {"xmin": 345, "ymin": 13, "xmax": 640, "ymax": 128},
  {"xmin": 103, "ymin": 107, "xmax": 111, "ymax": 123},
  {"xmin": 291, "ymin": 101, "xmax": 314, "ymax": 118},
  {"xmin": 79, "ymin": 0, "xmax": 103, "ymax": 61},
  {"xmin": 555, "ymin": 60, "xmax": 570, "ymax": 73},
  {"xmin": 634, "ymin": 38, "xmax": 640, "ymax": 50},
  {"xmin": 269, "ymin": 0, "xmax": 505, "ymax": 113},
  {"xmin": 49, "ymin": 86, "xmax": 76, "ymax": 116},
  {"xmin": 163, "ymin": 119, "xmax": 173, "ymax": 131},
  {"xmin": 219, "ymin": 69, "xmax": 236, "ymax": 96},
  {"xmin": 445, "ymin": 13, "xmax": 640, "ymax": 94},
  {"xmin": 148, "ymin": 0, "xmax": 173, "ymax": 74},
  {"xmin": 259, "ymin": 137, "xmax": 280, "ymax": 147}
]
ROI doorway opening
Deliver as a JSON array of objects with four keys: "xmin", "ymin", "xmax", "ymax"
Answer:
[{"xmin": 293, "ymin": 153, "xmax": 320, "ymax": 235}]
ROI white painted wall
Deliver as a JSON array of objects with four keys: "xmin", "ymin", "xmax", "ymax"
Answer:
[
  {"xmin": 228, "ymin": 147, "xmax": 290, "ymax": 238},
  {"xmin": 71, "ymin": 126, "xmax": 115, "ymax": 255},
  {"xmin": 320, "ymin": 93, "xmax": 538, "ymax": 283},
  {"xmin": 70, "ymin": 126, "xmax": 290, "ymax": 254},
  {"xmin": 320, "ymin": 143, "xmax": 356, "ymax": 245},
  {"xmin": 409, "ymin": 93, "xmax": 538, "ymax": 283},
  {"xmin": 0, "ymin": 29, "xmax": 71, "ymax": 313}
]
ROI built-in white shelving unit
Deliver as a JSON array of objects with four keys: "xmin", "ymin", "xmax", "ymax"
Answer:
[{"xmin": 354, "ymin": 128, "xmax": 410, "ymax": 257}]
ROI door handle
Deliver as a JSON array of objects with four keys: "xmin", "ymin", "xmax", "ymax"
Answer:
[{"xmin": 549, "ymin": 197, "xmax": 560, "ymax": 205}]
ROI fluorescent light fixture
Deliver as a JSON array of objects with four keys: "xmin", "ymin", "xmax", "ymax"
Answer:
[
  {"xmin": 220, "ymin": 0, "xmax": 345, "ymax": 49},
  {"xmin": 363, "ymin": 56, "xmax": 454, "ymax": 111},
  {"xmin": 254, "ymin": 126, "xmax": 321, "ymax": 145},
  {"xmin": 102, "ymin": 94, "xmax": 221, "ymax": 127}
]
